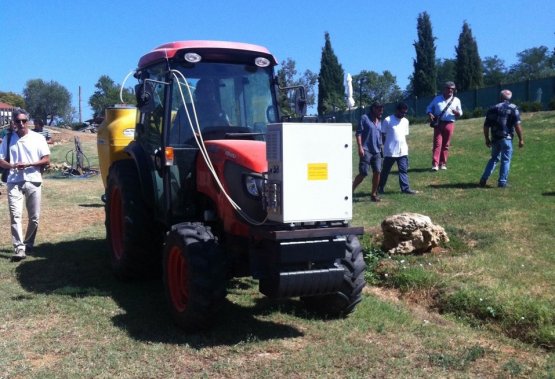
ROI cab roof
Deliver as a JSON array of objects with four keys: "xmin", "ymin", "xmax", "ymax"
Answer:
[{"xmin": 137, "ymin": 40, "xmax": 278, "ymax": 69}]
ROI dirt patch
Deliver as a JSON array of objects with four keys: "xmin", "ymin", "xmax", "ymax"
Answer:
[
  {"xmin": 48, "ymin": 126, "xmax": 97, "ymax": 145},
  {"xmin": 365, "ymin": 286, "xmax": 450, "ymax": 326}
]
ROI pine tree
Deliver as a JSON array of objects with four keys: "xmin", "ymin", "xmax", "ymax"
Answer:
[
  {"xmin": 436, "ymin": 59, "xmax": 456, "ymax": 91},
  {"xmin": 317, "ymin": 32, "xmax": 345, "ymax": 115},
  {"xmin": 412, "ymin": 12, "xmax": 437, "ymax": 97},
  {"xmin": 455, "ymin": 21, "xmax": 483, "ymax": 91}
]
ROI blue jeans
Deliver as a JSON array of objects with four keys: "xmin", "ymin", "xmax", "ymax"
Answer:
[
  {"xmin": 378, "ymin": 155, "xmax": 410, "ymax": 192},
  {"xmin": 481, "ymin": 138, "xmax": 513, "ymax": 187}
]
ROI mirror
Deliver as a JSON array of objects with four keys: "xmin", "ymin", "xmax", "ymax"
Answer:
[{"xmin": 294, "ymin": 86, "xmax": 307, "ymax": 116}]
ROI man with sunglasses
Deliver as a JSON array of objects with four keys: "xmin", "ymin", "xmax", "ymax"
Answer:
[
  {"xmin": 0, "ymin": 109, "xmax": 50, "ymax": 261},
  {"xmin": 426, "ymin": 81, "xmax": 463, "ymax": 171}
]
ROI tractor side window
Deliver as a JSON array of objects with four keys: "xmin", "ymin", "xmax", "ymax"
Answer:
[
  {"xmin": 169, "ymin": 79, "xmax": 197, "ymax": 147},
  {"xmin": 137, "ymin": 65, "xmax": 167, "ymax": 150},
  {"xmin": 143, "ymin": 81, "xmax": 166, "ymax": 148}
]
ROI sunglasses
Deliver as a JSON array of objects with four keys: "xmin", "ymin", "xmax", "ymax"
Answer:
[{"xmin": 15, "ymin": 119, "xmax": 28, "ymax": 124}]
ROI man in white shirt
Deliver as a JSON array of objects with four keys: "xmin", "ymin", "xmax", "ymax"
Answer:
[
  {"xmin": 378, "ymin": 103, "xmax": 418, "ymax": 195},
  {"xmin": 0, "ymin": 109, "xmax": 50, "ymax": 261}
]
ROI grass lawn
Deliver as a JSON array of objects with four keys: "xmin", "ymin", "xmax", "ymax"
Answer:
[{"xmin": 0, "ymin": 116, "xmax": 554, "ymax": 378}]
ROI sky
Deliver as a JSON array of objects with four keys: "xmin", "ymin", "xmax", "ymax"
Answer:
[{"xmin": 2, "ymin": 0, "xmax": 554, "ymax": 120}]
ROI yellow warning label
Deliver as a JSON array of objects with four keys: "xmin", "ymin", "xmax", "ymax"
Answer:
[{"xmin": 307, "ymin": 163, "xmax": 328, "ymax": 180}]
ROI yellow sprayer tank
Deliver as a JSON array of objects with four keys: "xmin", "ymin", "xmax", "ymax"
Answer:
[{"xmin": 97, "ymin": 105, "xmax": 137, "ymax": 188}]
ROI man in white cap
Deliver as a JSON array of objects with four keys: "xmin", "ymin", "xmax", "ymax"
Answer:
[{"xmin": 479, "ymin": 90, "xmax": 524, "ymax": 188}]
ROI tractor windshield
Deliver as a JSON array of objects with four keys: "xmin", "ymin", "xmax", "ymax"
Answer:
[{"xmin": 169, "ymin": 62, "xmax": 278, "ymax": 146}]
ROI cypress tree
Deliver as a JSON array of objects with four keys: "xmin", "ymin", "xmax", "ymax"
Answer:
[
  {"xmin": 412, "ymin": 12, "xmax": 437, "ymax": 97},
  {"xmin": 317, "ymin": 32, "xmax": 345, "ymax": 115},
  {"xmin": 455, "ymin": 21, "xmax": 484, "ymax": 91}
]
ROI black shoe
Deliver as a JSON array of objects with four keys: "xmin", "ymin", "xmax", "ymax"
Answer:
[
  {"xmin": 371, "ymin": 195, "xmax": 381, "ymax": 202},
  {"xmin": 402, "ymin": 189, "xmax": 418, "ymax": 195},
  {"xmin": 479, "ymin": 179, "xmax": 487, "ymax": 187}
]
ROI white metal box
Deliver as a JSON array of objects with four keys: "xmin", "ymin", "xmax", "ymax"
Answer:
[{"xmin": 265, "ymin": 122, "xmax": 353, "ymax": 223}]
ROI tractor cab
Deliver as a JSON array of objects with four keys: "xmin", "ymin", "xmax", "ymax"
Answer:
[{"xmin": 129, "ymin": 41, "xmax": 293, "ymax": 225}]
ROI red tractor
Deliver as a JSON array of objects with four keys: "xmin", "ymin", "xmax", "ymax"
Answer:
[{"xmin": 97, "ymin": 40, "xmax": 365, "ymax": 331}]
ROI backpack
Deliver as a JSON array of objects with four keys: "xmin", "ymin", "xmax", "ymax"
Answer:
[
  {"xmin": 1, "ymin": 131, "xmax": 13, "ymax": 183},
  {"xmin": 485, "ymin": 102, "xmax": 518, "ymax": 140}
]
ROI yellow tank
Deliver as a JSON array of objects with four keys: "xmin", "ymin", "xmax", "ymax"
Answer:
[{"xmin": 97, "ymin": 105, "xmax": 137, "ymax": 188}]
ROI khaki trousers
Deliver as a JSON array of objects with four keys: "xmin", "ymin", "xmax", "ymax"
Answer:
[{"xmin": 8, "ymin": 181, "xmax": 42, "ymax": 253}]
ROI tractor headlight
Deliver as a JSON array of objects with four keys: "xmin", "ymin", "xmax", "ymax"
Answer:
[{"xmin": 244, "ymin": 174, "xmax": 264, "ymax": 198}]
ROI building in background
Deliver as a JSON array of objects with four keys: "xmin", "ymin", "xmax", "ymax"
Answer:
[{"xmin": 0, "ymin": 102, "xmax": 16, "ymax": 127}]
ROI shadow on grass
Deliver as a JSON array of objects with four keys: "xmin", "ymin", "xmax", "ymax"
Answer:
[
  {"xmin": 429, "ymin": 182, "xmax": 481, "ymax": 189},
  {"xmin": 353, "ymin": 192, "xmax": 372, "ymax": 202},
  {"xmin": 408, "ymin": 167, "xmax": 435, "ymax": 173},
  {"xmin": 14, "ymin": 239, "xmax": 303, "ymax": 347},
  {"xmin": 78, "ymin": 203, "xmax": 104, "ymax": 208},
  {"xmin": 542, "ymin": 192, "xmax": 555, "ymax": 196}
]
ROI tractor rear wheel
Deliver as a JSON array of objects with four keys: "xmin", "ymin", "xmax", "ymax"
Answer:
[
  {"xmin": 106, "ymin": 159, "xmax": 160, "ymax": 279},
  {"xmin": 302, "ymin": 234, "xmax": 366, "ymax": 317},
  {"xmin": 163, "ymin": 222, "xmax": 227, "ymax": 331}
]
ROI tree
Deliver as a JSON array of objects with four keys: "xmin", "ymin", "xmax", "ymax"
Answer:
[
  {"xmin": 455, "ymin": 21, "xmax": 483, "ymax": 91},
  {"xmin": 482, "ymin": 56, "xmax": 507, "ymax": 86},
  {"xmin": 507, "ymin": 46, "xmax": 555, "ymax": 82},
  {"xmin": 89, "ymin": 75, "xmax": 135, "ymax": 118},
  {"xmin": 23, "ymin": 79, "xmax": 71, "ymax": 125},
  {"xmin": 317, "ymin": 32, "xmax": 346, "ymax": 115},
  {"xmin": 353, "ymin": 70, "xmax": 403, "ymax": 107},
  {"xmin": 411, "ymin": 12, "xmax": 437, "ymax": 97},
  {"xmin": 0, "ymin": 91, "xmax": 25, "ymax": 108},
  {"xmin": 276, "ymin": 58, "xmax": 318, "ymax": 116},
  {"xmin": 436, "ymin": 59, "xmax": 456, "ymax": 91}
]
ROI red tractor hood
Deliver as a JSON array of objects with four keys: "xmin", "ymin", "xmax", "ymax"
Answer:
[{"xmin": 203, "ymin": 140, "xmax": 267, "ymax": 173}]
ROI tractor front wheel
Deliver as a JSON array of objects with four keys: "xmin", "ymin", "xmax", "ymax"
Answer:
[
  {"xmin": 302, "ymin": 234, "xmax": 366, "ymax": 317},
  {"xmin": 163, "ymin": 222, "xmax": 227, "ymax": 331}
]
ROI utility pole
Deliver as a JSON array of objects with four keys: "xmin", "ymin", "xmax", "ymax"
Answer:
[{"xmin": 79, "ymin": 86, "xmax": 82, "ymax": 124}]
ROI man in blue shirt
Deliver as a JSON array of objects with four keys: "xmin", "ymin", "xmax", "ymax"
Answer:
[
  {"xmin": 352, "ymin": 102, "xmax": 383, "ymax": 202},
  {"xmin": 479, "ymin": 90, "xmax": 524, "ymax": 188}
]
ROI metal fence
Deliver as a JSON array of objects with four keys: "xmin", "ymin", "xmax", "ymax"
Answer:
[{"xmin": 325, "ymin": 76, "xmax": 555, "ymax": 126}]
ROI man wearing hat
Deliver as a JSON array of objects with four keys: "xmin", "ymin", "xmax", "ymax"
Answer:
[{"xmin": 352, "ymin": 102, "xmax": 384, "ymax": 202}]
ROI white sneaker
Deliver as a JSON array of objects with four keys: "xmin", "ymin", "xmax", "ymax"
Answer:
[
  {"xmin": 431, "ymin": 166, "xmax": 439, "ymax": 171},
  {"xmin": 13, "ymin": 248, "xmax": 26, "ymax": 261},
  {"xmin": 440, "ymin": 165, "xmax": 447, "ymax": 170}
]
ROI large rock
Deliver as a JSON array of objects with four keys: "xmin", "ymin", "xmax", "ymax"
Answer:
[{"xmin": 381, "ymin": 213, "xmax": 449, "ymax": 255}]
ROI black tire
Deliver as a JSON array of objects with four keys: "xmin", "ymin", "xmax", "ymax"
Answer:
[
  {"xmin": 106, "ymin": 159, "xmax": 161, "ymax": 279},
  {"xmin": 302, "ymin": 235, "xmax": 366, "ymax": 317},
  {"xmin": 163, "ymin": 222, "xmax": 227, "ymax": 331}
]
